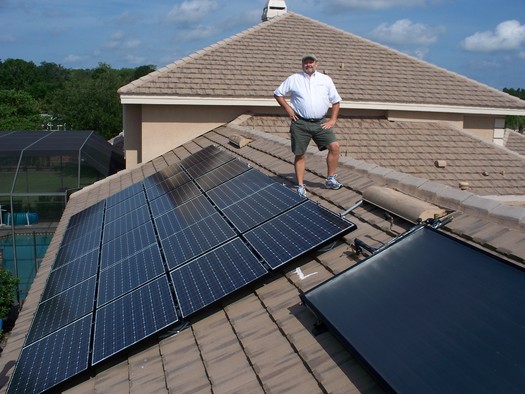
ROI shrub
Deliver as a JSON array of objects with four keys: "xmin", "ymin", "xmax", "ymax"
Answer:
[{"xmin": 0, "ymin": 268, "xmax": 19, "ymax": 320}]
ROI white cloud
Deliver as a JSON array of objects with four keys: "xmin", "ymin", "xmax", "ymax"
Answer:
[
  {"xmin": 176, "ymin": 24, "xmax": 219, "ymax": 41},
  {"xmin": 462, "ymin": 20, "xmax": 525, "ymax": 52},
  {"xmin": 63, "ymin": 54, "xmax": 84, "ymax": 64},
  {"xmin": 326, "ymin": 0, "xmax": 425, "ymax": 10},
  {"xmin": 124, "ymin": 39, "xmax": 141, "ymax": 49},
  {"xmin": 372, "ymin": 19, "xmax": 444, "ymax": 45},
  {"xmin": 166, "ymin": 0, "xmax": 219, "ymax": 22},
  {"xmin": 125, "ymin": 54, "xmax": 146, "ymax": 64}
]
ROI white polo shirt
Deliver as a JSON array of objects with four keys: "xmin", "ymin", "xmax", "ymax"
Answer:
[{"xmin": 274, "ymin": 71, "xmax": 342, "ymax": 119}]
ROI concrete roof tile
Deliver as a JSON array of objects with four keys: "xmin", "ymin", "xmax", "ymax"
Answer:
[
  {"xmin": 5, "ymin": 114, "xmax": 525, "ymax": 394},
  {"xmin": 129, "ymin": 346, "xmax": 168, "ymax": 393},
  {"xmin": 119, "ymin": 13, "xmax": 525, "ymax": 112}
]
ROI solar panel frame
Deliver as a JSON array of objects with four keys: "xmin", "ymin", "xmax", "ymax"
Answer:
[
  {"xmin": 26, "ymin": 277, "xmax": 96, "ymax": 345},
  {"xmin": 148, "ymin": 181, "xmax": 202, "ymax": 218},
  {"xmin": 66, "ymin": 200, "xmax": 104, "ymax": 230},
  {"xmin": 97, "ymin": 244, "xmax": 165, "ymax": 306},
  {"xmin": 244, "ymin": 200, "xmax": 357, "ymax": 269},
  {"xmin": 103, "ymin": 204, "xmax": 151, "ymax": 244},
  {"xmin": 184, "ymin": 150, "xmax": 235, "ymax": 178},
  {"xmin": 194, "ymin": 158, "xmax": 251, "ymax": 191},
  {"xmin": 206, "ymin": 169, "xmax": 275, "ymax": 209},
  {"xmin": 42, "ymin": 249, "xmax": 99, "ymax": 300},
  {"xmin": 92, "ymin": 276, "xmax": 178, "ymax": 365},
  {"xmin": 178, "ymin": 144, "xmax": 221, "ymax": 169},
  {"xmin": 143, "ymin": 170, "xmax": 191, "ymax": 200},
  {"xmin": 106, "ymin": 181, "xmax": 145, "ymax": 208},
  {"xmin": 9, "ymin": 145, "xmax": 360, "ymax": 393},
  {"xmin": 154, "ymin": 194, "xmax": 217, "ymax": 241},
  {"xmin": 6, "ymin": 315, "xmax": 92, "ymax": 394},
  {"xmin": 105, "ymin": 191, "xmax": 147, "ymax": 223},
  {"xmin": 53, "ymin": 229, "xmax": 102, "ymax": 270},
  {"xmin": 171, "ymin": 238, "xmax": 268, "ymax": 318},
  {"xmin": 301, "ymin": 226, "xmax": 525, "ymax": 393},
  {"xmin": 161, "ymin": 212, "xmax": 237, "ymax": 270},
  {"xmin": 100, "ymin": 221, "xmax": 157, "ymax": 269},
  {"xmin": 221, "ymin": 182, "xmax": 305, "ymax": 233}
]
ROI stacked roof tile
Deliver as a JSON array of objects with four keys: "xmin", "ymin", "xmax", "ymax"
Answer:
[{"xmin": 119, "ymin": 13, "xmax": 525, "ymax": 111}]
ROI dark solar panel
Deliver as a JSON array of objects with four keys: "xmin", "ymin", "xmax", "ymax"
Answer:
[
  {"xmin": 54, "ymin": 228, "xmax": 102, "ymax": 270},
  {"xmin": 105, "ymin": 191, "xmax": 147, "ymax": 223},
  {"xmin": 184, "ymin": 150, "xmax": 235, "ymax": 178},
  {"xmin": 222, "ymin": 182, "xmax": 305, "ymax": 233},
  {"xmin": 10, "ymin": 145, "xmax": 357, "ymax": 392},
  {"xmin": 26, "ymin": 277, "xmax": 96, "ymax": 345},
  {"xmin": 103, "ymin": 204, "xmax": 151, "ymax": 243},
  {"xmin": 244, "ymin": 200, "xmax": 357, "ymax": 269},
  {"xmin": 97, "ymin": 244, "xmax": 165, "ymax": 306},
  {"xmin": 92, "ymin": 276, "xmax": 178, "ymax": 365},
  {"xmin": 106, "ymin": 181, "xmax": 145, "ymax": 207},
  {"xmin": 301, "ymin": 226, "xmax": 525, "ymax": 393},
  {"xmin": 207, "ymin": 169, "xmax": 274, "ymax": 209},
  {"xmin": 62, "ymin": 226, "xmax": 102, "ymax": 254},
  {"xmin": 171, "ymin": 238, "xmax": 267, "ymax": 317},
  {"xmin": 154, "ymin": 163, "xmax": 184, "ymax": 181},
  {"xmin": 100, "ymin": 221, "xmax": 157, "ymax": 269},
  {"xmin": 66, "ymin": 200, "xmax": 104, "ymax": 233},
  {"xmin": 178, "ymin": 145, "xmax": 221, "ymax": 169},
  {"xmin": 161, "ymin": 212, "xmax": 236, "ymax": 270},
  {"xmin": 6, "ymin": 315, "xmax": 92, "ymax": 394},
  {"xmin": 42, "ymin": 249, "xmax": 99, "ymax": 300},
  {"xmin": 148, "ymin": 181, "xmax": 201, "ymax": 217},
  {"xmin": 144, "ymin": 170, "xmax": 191, "ymax": 199},
  {"xmin": 194, "ymin": 158, "xmax": 250, "ymax": 191},
  {"xmin": 154, "ymin": 194, "xmax": 217, "ymax": 240}
]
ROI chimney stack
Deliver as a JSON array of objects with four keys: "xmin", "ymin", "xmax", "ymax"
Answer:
[{"xmin": 262, "ymin": 0, "xmax": 287, "ymax": 22}]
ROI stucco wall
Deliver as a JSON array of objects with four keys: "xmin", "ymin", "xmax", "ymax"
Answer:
[{"xmin": 126, "ymin": 105, "xmax": 244, "ymax": 166}]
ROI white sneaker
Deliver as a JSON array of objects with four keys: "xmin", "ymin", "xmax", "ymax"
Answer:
[
  {"xmin": 296, "ymin": 184, "xmax": 307, "ymax": 198},
  {"xmin": 326, "ymin": 175, "xmax": 342, "ymax": 190}
]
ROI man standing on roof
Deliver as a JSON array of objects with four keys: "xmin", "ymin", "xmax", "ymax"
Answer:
[{"xmin": 274, "ymin": 53, "xmax": 342, "ymax": 198}]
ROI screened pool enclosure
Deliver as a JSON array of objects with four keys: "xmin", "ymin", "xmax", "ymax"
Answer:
[{"xmin": 0, "ymin": 130, "xmax": 124, "ymax": 301}]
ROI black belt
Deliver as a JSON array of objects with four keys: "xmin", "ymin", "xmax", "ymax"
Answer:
[{"xmin": 298, "ymin": 116, "xmax": 324, "ymax": 123}]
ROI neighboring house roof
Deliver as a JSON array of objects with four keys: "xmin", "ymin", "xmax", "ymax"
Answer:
[
  {"xmin": 505, "ymin": 129, "xmax": 525, "ymax": 157},
  {"xmin": 2, "ymin": 114, "xmax": 525, "ymax": 393},
  {"xmin": 119, "ymin": 12, "xmax": 525, "ymax": 115},
  {"xmin": 242, "ymin": 115, "xmax": 525, "ymax": 196}
]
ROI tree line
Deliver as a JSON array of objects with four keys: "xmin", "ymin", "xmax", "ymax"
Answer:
[
  {"xmin": 0, "ymin": 59, "xmax": 155, "ymax": 140},
  {"xmin": 0, "ymin": 59, "xmax": 524, "ymax": 139}
]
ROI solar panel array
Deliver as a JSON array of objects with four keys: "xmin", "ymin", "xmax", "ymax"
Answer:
[
  {"xmin": 8, "ymin": 145, "xmax": 357, "ymax": 393},
  {"xmin": 302, "ymin": 226, "xmax": 525, "ymax": 393}
]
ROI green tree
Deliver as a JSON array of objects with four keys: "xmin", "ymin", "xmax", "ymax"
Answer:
[
  {"xmin": 49, "ymin": 63, "xmax": 127, "ymax": 138},
  {"xmin": 503, "ymin": 88, "xmax": 525, "ymax": 133},
  {"xmin": 0, "ymin": 90, "xmax": 43, "ymax": 130},
  {"xmin": 0, "ymin": 59, "xmax": 39, "ymax": 92}
]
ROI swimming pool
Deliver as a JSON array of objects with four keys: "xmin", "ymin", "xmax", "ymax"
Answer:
[{"xmin": 0, "ymin": 233, "xmax": 53, "ymax": 301}]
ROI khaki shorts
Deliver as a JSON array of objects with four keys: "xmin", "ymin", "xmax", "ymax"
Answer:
[{"xmin": 290, "ymin": 118, "xmax": 337, "ymax": 156}]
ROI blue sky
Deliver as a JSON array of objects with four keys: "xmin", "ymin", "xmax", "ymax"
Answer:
[{"xmin": 0, "ymin": 0, "xmax": 524, "ymax": 90}]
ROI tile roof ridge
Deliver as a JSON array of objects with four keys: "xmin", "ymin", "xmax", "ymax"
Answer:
[
  {"xmin": 118, "ymin": 12, "xmax": 295, "ymax": 94},
  {"xmin": 450, "ymin": 121, "xmax": 525, "ymax": 161}
]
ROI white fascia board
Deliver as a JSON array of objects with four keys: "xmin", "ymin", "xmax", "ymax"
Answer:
[{"xmin": 119, "ymin": 95, "xmax": 525, "ymax": 116}]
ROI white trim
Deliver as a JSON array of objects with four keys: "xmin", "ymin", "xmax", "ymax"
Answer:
[{"xmin": 120, "ymin": 95, "xmax": 525, "ymax": 116}]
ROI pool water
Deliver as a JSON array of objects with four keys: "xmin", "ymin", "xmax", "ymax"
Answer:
[{"xmin": 0, "ymin": 233, "xmax": 53, "ymax": 301}]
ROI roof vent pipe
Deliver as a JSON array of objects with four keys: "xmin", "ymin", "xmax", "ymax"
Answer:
[{"xmin": 262, "ymin": 0, "xmax": 287, "ymax": 21}]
